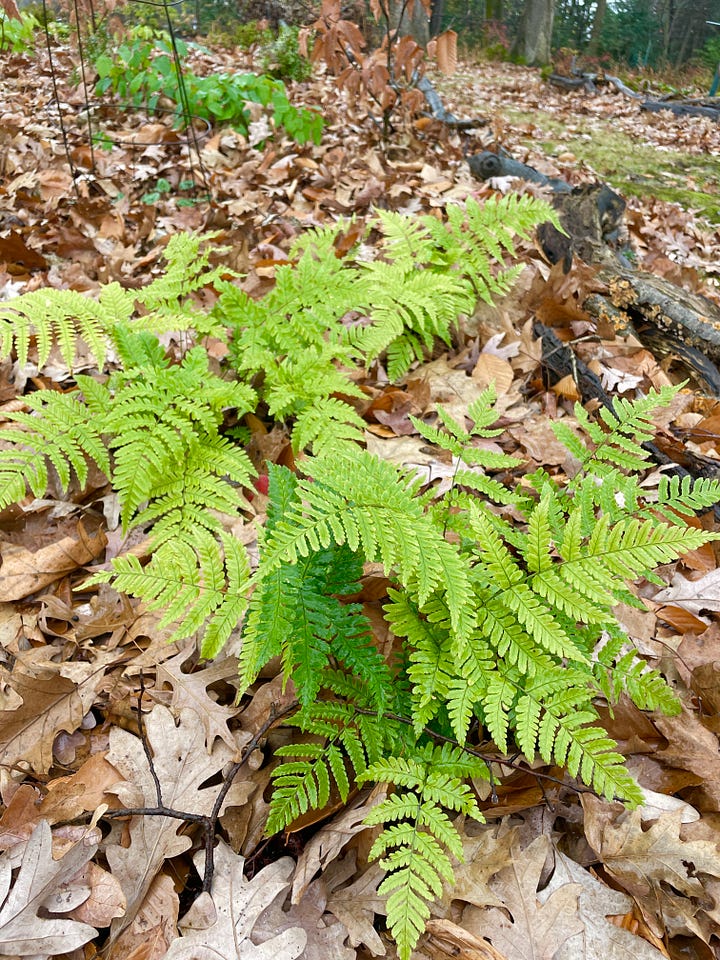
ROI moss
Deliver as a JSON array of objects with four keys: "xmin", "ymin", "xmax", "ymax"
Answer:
[{"xmin": 503, "ymin": 107, "xmax": 720, "ymax": 224}]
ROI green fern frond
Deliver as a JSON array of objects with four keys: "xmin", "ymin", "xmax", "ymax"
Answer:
[
  {"xmin": 259, "ymin": 450, "xmax": 476, "ymax": 644},
  {"xmin": 357, "ymin": 744, "xmax": 485, "ymax": 960},
  {"xmin": 0, "ymin": 287, "xmax": 119, "ymax": 370},
  {"xmin": 554, "ymin": 386, "xmax": 678, "ymax": 477},
  {"xmin": 90, "ymin": 529, "xmax": 250, "ymax": 650},
  {"xmin": 653, "ymin": 473, "xmax": 720, "ymax": 518},
  {"xmin": 242, "ymin": 464, "xmax": 393, "ymax": 710},
  {"xmin": 0, "ymin": 391, "xmax": 110, "ymax": 508},
  {"xmin": 291, "ymin": 397, "xmax": 366, "ymax": 454}
]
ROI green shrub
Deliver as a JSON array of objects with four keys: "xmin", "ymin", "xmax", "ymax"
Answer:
[
  {"xmin": 260, "ymin": 23, "xmax": 312, "ymax": 82},
  {"xmin": 1, "ymin": 203, "xmax": 717, "ymax": 960},
  {"xmin": 92, "ymin": 26, "xmax": 322, "ymax": 144},
  {"xmin": 0, "ymin": 10, "xmax": 39, "ymax": 53}
]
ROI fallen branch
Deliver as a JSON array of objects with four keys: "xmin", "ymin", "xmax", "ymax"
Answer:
[
  {"xmin": 417, "ymin": 76, "xmax": 488, "ymax": 128},
  {"xmin": 640, "ymin": 100, "xmax": 720, "ymax": 121}
]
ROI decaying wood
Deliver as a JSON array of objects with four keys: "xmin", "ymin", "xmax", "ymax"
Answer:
[
  {"xmin": 537, "ymin": 183, "xmax": 626, "ymax": 270},
  {"xmin": 468, "ymin": 150, "xmax": 571, "ymax": 191},
  {"xmin": 641, "ymin": 100, "xmax": 720, "ymax": 121},
  {"xmin": 548, "ymin": 70, "xmax": 642, "ymax": 99},
  {"xmin": 599, "ymin": 272, "xmax": 720, "ymax": 368},
  {"xmin": 417, "ymin": 77, "xmax": 487, "ymax": 129}
]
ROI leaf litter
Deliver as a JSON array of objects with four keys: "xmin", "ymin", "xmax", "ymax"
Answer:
[{"xmin": 1, "ymin": 26, "xmax": 720, "ymax": 960}]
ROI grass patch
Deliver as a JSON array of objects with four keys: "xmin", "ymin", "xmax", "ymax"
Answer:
[{"xmin": 505, "ymin": 107, "xmax": 720, "ymax": 224}]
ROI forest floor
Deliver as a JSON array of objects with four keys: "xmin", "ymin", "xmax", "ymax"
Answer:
[{"xmin": 1, "ymin": 36, "xmax": 720, "ymax": 960}]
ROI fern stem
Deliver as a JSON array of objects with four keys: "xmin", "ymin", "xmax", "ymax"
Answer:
[{"xmin": 350, "ymin": 706, "xmax": 593, "ymax": 797}]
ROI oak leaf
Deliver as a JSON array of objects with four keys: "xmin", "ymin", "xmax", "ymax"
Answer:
[
  {"xmin": 155, "ymin": 648, "xmax": 243, "ymax": 751},
  {"xmin": 583, "ymin": 795, "xmax": 720, "ymax": 937},
  {"xmin": 105, "ymin": 706, "xmax": 240, "ymax": 939},
  {"xmin": 461, "ymin": 834, "xmax": 584, "ymax": 960},
  {"xmin": 165, "ymin": 840, "xmax": 306, "ymax": 960},
  {"xmin": 0, "ymin": 663, "xmax": 110, "ymax": 775},
  {"xmin": 546, "ymin": 849, "xmax": 666, "ymax": 959},
  {"xmin": 0, "ymin": 820, "xmax": 97, "ymax": 958}
]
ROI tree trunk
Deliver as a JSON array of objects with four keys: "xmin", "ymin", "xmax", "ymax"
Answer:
[
  {"xmin": 390, "ymin": 0, "xmax": 430, "ymax": 46},
  {"xmin": 510, "ymin": 0, "xmax": 555, "ymax": 66},
  {"xmin": 429, "ymin": 0, "xmax": 444, "ymax": 36},
  {"xmin": 587, "ymin": 0, "xmax": 607, "ymax": 55}
]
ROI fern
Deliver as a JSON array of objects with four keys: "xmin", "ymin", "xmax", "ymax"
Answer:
[
  {"xmin": 0, "ymin": 234, "xmax": 229, "ymax": 374},
  {"xmin": 4, "ymin": 195, "xmax": 720, "ymax": 960},
  {"xmin": 241, "ymin": 464, "xmax": 394, "ymax": 710},
  {"xmin": 357, "ymin": 744, "xmax": 487, "ymax": 960}
]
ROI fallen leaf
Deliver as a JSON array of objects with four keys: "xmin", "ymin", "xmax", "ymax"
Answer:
[
  {"xmin": 0, "ymin": 820, "xmax": 97, "ymax": 958},
  {"xmin": 154, "ymin": 648, "xmax": 243, "ymax": 751},
  {"xmin": 0, "ymin": 524, "xmax": 107, "ymax": 601},
  {"xmin": 583, "ymin": 794, "xmax": 720, "ymax": 936},
  {"xmin": 462, "ymin": 834, "xmax": 584, "ymax": 959},
  {"xmin": 105, "ymin": 706, "xmax": 243, "ymax": 939},
  {"xmin": 653, "ymin": 569, "xmax": 720, "ymax": 614},
  {"xmin": 0, "ymin": 663, "xmax": 109, "ymax": 775},
  {"xmin": 165, "ymin": 840, "xmax": 306, "ymax": 960},
  {"xmin": 548, "ymin": 849, "xmax": 666, "ymax": 959}
]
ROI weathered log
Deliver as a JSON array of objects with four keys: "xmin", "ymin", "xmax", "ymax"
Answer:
[
  {"xmin": 536, "ymin": 183, "xmax": 627, "ymax": 271},
  {"xmin": 468, "ymin": 150, "xmax": 571, "ymax": 192},
  {"xmin": 604, "ymin": 74, "xmax": 642, "ymax": 99},
  {"xmin": 548, "ymin": 73, "xmax": 595, "ymax": 93},
  {"xmin": 599, "ymin": 272, "xmax": 720, "ymax": 367},
  {"xmin": 417, "ymin": 77, "xmax": 487, "ymax": 129},
  {"xmin": 641, "ymin": 100, "xmax": 720, "ymax": 121}
]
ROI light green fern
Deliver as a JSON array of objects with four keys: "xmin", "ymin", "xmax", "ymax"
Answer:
[{"xmin": 0, "ymin": 233, "xmax": 229, "ymax": 373}]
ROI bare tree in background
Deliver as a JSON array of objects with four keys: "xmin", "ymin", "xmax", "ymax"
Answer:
[{"xmin": 511, "ymin": 0, "xmax": 555, "ymax": 64}]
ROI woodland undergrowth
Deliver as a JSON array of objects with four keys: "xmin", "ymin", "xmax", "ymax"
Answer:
[{"xmin": 1, "ymin": 196, "xmax": 719, "ymax": 959}]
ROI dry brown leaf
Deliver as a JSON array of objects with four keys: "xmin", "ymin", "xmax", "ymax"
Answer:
[
  {"xmin": 326, "ymin": 858, "xmax": 387, "ymax": 956},
  {"xmin": 292, "ymin": 786, "xmax": 387, "ymax": 903},
  {"xmin": 461, "ymin": 835, "xmax": 584, "ymax": 960},
  {"xmin": 653, "ymin": 569, "xmax": 720, "ymax": 614},
  {"xmin": 253, "ymin": 872, "xmax": 355, "ymax": 960},
  {"xmin": 154, "ymin": 649, "xmax": 243, "ymax": 751},
  {"xmin": 0, "ymin": 523, "xmax": 107, "ymax": 601},
  {"xmin": 0, "ymin": 820, "xmax": 97, "ymax": 958},
  {"xmin": 435, "ymin": 30, "xmax": 458, "ymax": 76},
  {"xmin": 583, "ymin": 794, "xmax": 720, "ymax": 936},
  {"xmin": 105, "ymin": 706, "xmax": 241, "ymax": 940},
  {"xmin": 67, "ymin": 861, "xmax": 126, "ymax": 927},
  {"xmin": 165, "ymin": 840, "xmax": 306, "ymax": 960},
  {"xmin": 39, "ymin": 753, "xmax": 124, "ymax": 823},
  {"xmin": 547, "ymin": 849, "xmax": 666, "ymax": 959},
  {"xmin": 425, "ymin": 918, "xmax": 510, "ymax": 959},
  {"xmin": 0, "ymin": 663, "xmax": 109, "ymax": 775},
  {"xmin": 434, "ymin": 819, "xmax": 516, "ymax": 915},
  {"xmin": 471, "ymin": 353, "xmax": 514, "ymax": 396},
  {"xmin": 104, "ymin": 873, "xmax": 179, "ymax": 960}
]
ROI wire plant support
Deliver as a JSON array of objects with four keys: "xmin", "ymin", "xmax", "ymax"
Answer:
[{"xmin": 41, "ymin": 0, "xmax": 213, "ymax": 204}]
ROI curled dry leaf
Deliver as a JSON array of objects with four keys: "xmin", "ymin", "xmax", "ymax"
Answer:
[
  {"xmin": 0, "ymin": 663, "xmax": 110, "ymax": 775},
  {"xmin": 582, "ymin": 794, "xmax": 720, "ymax": 937}
]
